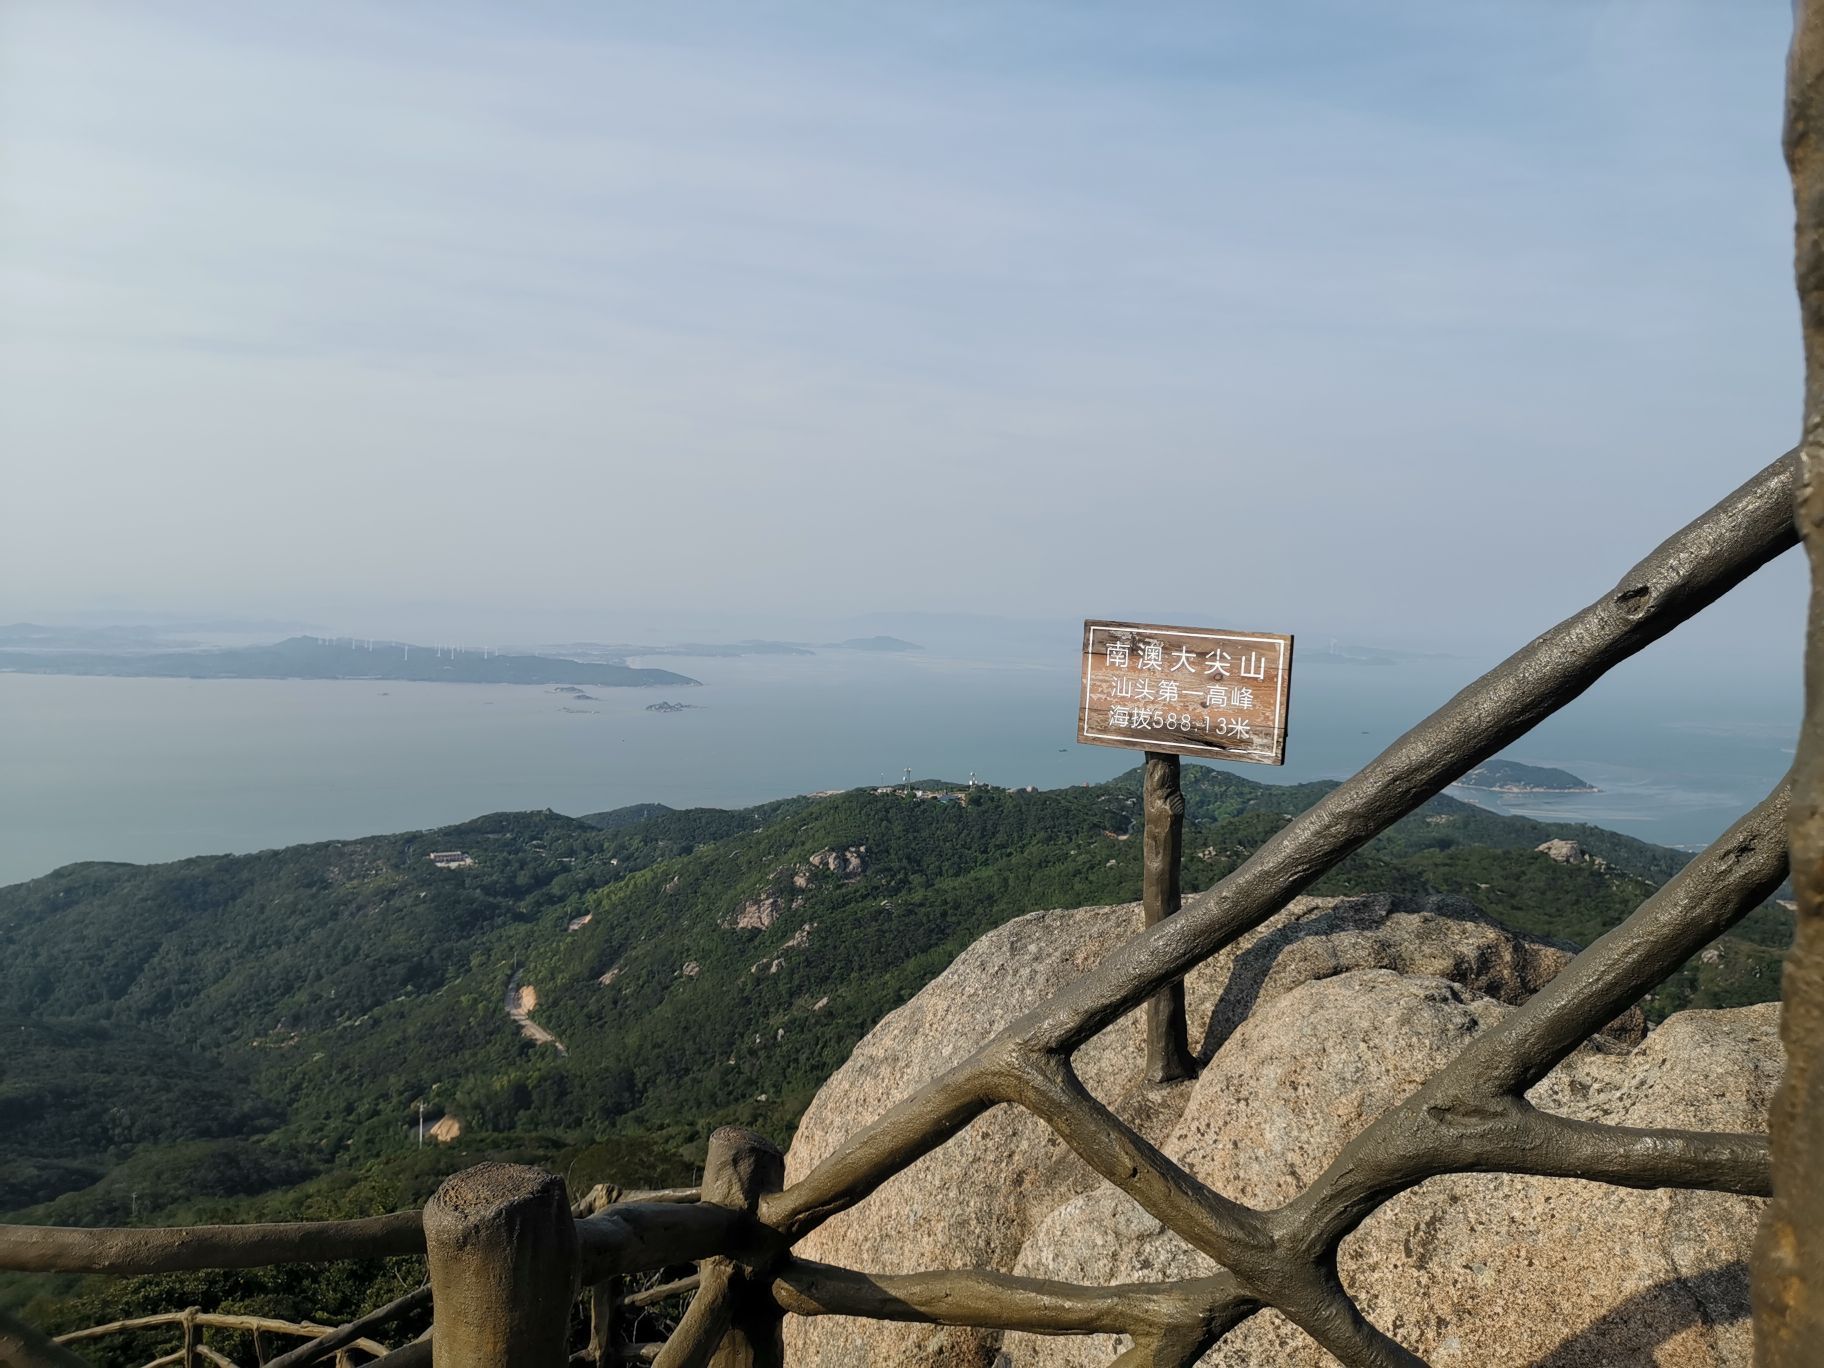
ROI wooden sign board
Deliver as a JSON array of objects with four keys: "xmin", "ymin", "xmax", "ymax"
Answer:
[{"xmin": 1078, "ymin": 619, "xmax": 1293, "ymax": 765}]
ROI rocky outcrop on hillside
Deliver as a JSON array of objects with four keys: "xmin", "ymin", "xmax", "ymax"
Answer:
[
  {"xmin": 727, "ymin": 847, "xmax": 868, "ymax": 930},
  {"xmin": 731, "ymin": 893, "xmax": 794, "ymax": 931},
  {"xmin": 804, "ymin": 845, "xmax": 867, "ymax": 882},
  {"xmin": 1536, "ymin": 838, "xmax": 1609, "ymax": 869},
  {"xmin": 781, "ymin": 893, "xmax": 1696, "ymax": 1368}
]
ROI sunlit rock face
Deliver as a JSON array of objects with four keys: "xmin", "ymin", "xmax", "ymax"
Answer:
[
  {"xmin": 783, "ymin": 893, "xmax": 1721, "ymax": 1368},
  {"xmin": 1006, "ymin": 982, "xmax": 1774, "ymax": 1367}
]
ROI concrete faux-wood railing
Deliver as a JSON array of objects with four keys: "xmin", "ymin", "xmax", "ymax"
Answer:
[
  {"xmin": 0, "ymin": 1302, "xmax": 402, "ymax": 1368},
  {"xmin": 11, "ymin": 13, "xmax": 1824, "ymax": 1362},
  {"xmin": 54, "ymin": 1304, "xmax": 407, "ymax": 1368}
]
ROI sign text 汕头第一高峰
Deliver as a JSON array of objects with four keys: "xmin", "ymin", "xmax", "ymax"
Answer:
[{"xmin": 1077, "ymin": 620, "xmax": 1292, "ymax": 765}]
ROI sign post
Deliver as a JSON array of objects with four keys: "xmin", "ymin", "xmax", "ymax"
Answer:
[
  {"xmin": 1077, "ymin": 620, "xmax": 1294, "ymax": 1084},
  {"xmin": 1141, "ymin": 751, "xmax": 1197, "ymax": 1082}
]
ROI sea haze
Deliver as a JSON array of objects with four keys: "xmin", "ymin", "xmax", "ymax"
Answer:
[{"xmin": 0, "ymin": 645, "xmax": 1798, "ymax": 886}]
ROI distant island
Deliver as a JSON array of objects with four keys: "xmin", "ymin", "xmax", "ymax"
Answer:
[
  {"xmin": 645, "ymin": 700, "xmax": 703, "ymax": 713},
  {"xmin": 1453, "ymin": 759, "xmax": 1598, "ymax": 794},
  {"xmin": 0, "ymin": 636, "xmax": 699, "ymax": 688}
]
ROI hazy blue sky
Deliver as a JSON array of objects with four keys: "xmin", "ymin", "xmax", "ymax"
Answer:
[{"xmin": 0, "ymin": 2, "xmax": 1808, "ymax": 658}]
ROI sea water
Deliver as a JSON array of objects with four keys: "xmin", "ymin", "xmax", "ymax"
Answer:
[{"xmin": 0, "ymin": 647, "xmax": 1799, "ymax": 886}]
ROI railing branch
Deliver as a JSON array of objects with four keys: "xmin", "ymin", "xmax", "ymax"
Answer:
[
  {"xmin": 55, "ymin": 1312, "xmax": 391, "ymax": 1359},
  {"xmin": 1499, "ymin": 1108, "xmax": 1770, "ymax": 1194},
  {"xmin": 1273, "ymin": 1264, "xmax": 1427, "ymax": 1368},
  {"xmin": 759, "ymin": 1059, "xmax": 1004, "ymax": 1240},
  {"xmin": 618, "ymin": 1273, "xmax": 702, "ymax": 1310},
  {"xmin": 259, "ymin": 1286, "xmax": 429, "ymax": 1368},
  {"xmin": 649, "ymin": 1263, "xmax": 734, "ymax": 1368},
  {"xmin": 574, "ymin": 1186, "xmax": 702, "ymax": 1219},
  {"xmin": 0, "ymin": 1212, "xmax": 424, "ymax": 1275},
  {"xmin": 1106, "ymin": 1323, "xmax": 1228, "ymax": 1368},
  {"xmin": 769, "ymin": 1258, "xmax": 1238, "ymax": 1339},
  {"xmin": 361, "ymin": 1333, "xmax": 430, "ymax": 1367},
  {"xmin": 1452, "ymin": 779, "xmax": 1793, "ymax": 1098},
  {"xmin": 1006, "ymin": 1051, "xmax": 1268, "ymax": 1270},
  {"xmin": 578, "ymin": 1202, "xmax": 761, "ymax": 1283}
]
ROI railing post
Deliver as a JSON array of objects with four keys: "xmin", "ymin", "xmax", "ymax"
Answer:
[
  {"xmin": 1142, "ymin": 752, "xmax": 1197, "ymax": 1083},
  {"xmin": 423, "ymin": 1163, "xmax": 578, "ymax": 1368},
  {"xmin": 1762, "ymin": 3, "xmax": 1824, "ymax": 1362},
  {"xmin": 703, "ymin": 1127, "xmax": 784, "ymax": 1368},
  {"xmin": 588, "ymin": 1280, "xmax": 617, "ymax": 1362}
]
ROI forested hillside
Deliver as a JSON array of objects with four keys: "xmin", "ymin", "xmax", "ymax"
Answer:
[{"xmin": 0, "ymin": 768, "xmax": 1792, "ymax": 1353}]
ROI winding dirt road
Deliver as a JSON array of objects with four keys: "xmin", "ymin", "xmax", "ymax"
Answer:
[{"xmin": 505, "ymin": 971, "xmax": 567, "ymax": 1056}]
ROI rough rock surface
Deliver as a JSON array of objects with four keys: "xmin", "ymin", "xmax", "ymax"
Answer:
[
  {"xmin": 1004, "ymin": 979, "xmax": 1778, "ymax": 1367},
  {"xmin": 731, "ymin": 895, "xmax": 790, "ymax": 930},
  {"xmin": 734, "ymin": 849, "xmax": 867, "ymax": 925},
  {"xmin": 782, "ymin": 894, "xmax": 1607, "ymax": 1368},
  {"xmin": 1536, "ymin": 838, "xmax": 1608, "ymax": 869},
  {"xmin": 807, "ymin": 845, "xmax": 868, "ymax": 881}
]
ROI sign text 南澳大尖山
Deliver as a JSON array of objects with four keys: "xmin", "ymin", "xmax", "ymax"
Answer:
[{"xmin": 1077, "ymin": 619, "xmax": 1293, "ymax": 765}]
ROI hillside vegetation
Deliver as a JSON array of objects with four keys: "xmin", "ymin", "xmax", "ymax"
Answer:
[{"xmin": 0, "ymin": 768, "xmax": 1791, "ymax": 1355}]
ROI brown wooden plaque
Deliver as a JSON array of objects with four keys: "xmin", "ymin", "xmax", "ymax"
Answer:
[{"xmin": 1078, "ymin": 619, "xmax": 1293, "ymax": 765}]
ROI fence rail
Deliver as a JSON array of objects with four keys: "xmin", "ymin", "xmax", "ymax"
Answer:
[
  {"xmin": 7, "ymin": 15, "xmax": 1824, "ymax": 1366},
  {"xmin": 0, "ymin": 1304, "xmax": 401, "ymax": 1368}
]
